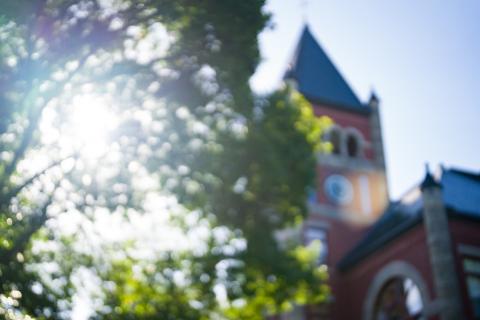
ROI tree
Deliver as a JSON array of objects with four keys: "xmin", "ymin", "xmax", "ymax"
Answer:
[{"xmin": 0, "ymin": 1, "xmax": 330, "ymax": 319}]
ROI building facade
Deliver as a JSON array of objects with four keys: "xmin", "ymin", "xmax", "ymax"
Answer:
[{"xmin": 282, "ymin": 26, "xmax": 480, "ymax": 320}]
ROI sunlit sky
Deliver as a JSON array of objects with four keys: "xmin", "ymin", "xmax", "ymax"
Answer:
[{"xmin": 250, "ymin": 0, "xmax": 480, "ymax": 199}]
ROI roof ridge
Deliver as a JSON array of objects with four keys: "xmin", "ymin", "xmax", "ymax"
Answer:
[{"xmin": 446, "ymin": 167, "xmax": 480, "ymax": 182}]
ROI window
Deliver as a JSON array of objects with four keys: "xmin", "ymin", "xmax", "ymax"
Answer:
[
  {"xmin": 464, "ymin": 258, "xmax": 480, "ymax": 318},
  {"xmin": 304, "ymin": 227, "xmax": 327, "ymax": 265},
  {"xmin": 374, "ymin": 277, "xmax": 424, "ymax": 320},
  {"xmin": 329, "ymin": 128, "xmax": 342, "ymax": 155},
  {"xmin": 345, "ymin": 128, "xmax": 365, "ymax": 159},
  {"xmin": 346, "ymin": 133, "xmax": 360, "ymax": 158},
  {"xmin": 324, "ymin": 126, "xmax": 364, "ymax": 159}
]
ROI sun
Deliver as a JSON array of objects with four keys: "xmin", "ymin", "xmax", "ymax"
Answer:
[{"xmin": 67, "ymin": 94, "xmax": 118, "ymax": 160}]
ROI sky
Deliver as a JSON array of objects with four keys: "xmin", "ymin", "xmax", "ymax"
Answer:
[{"xmin": 250, "ymin": 0, "xmax": 480, "ymax": 199}]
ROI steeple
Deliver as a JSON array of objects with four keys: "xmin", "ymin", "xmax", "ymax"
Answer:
[
  {"xmin": 289, "ymin": 24, "xmax": 391, "ymax": 318},
  {"xmin": 285, "ymin": 25, "xmax": 366, "ymax": 111}
]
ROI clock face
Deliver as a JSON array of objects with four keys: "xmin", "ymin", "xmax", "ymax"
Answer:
[{"xmin": 324, "ymin": 174, "xmax": 353, "ymax": 205}]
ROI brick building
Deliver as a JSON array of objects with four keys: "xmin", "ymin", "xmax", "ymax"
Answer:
[{"xmin": 282, "ymin": 26, "xmax": 480, "ymax": 320}]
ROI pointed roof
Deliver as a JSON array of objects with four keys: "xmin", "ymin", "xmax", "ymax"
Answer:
[{"xmin": 285, "ymin": 26, "xmax": 367, "ymax": 111}]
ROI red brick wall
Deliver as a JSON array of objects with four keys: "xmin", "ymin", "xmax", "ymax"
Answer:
[
  {"xmin": 306, "ymin": 214, "xmax": 369, "ymax": 318},
  {"xmin": 449, "ymin": 219, "xmax": 480, "ymax": 320},
  {"xmin": 307, "ymin": 215, "xmax": 368, "ymax": 267},
  {"xmin": 334, "ymin": 225, "xmax": 436, "ymax": 320}
]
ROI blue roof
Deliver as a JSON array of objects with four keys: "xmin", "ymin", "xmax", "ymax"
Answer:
[
  {"xmin": 442, "ymin": 169, "xmax": 480, "ymax": 217},
  {"xmin": 338, "ymin": 167, "xmax": 480, "ymax": 271},
  {"xmin": 337, "ymin": 198, "xmax": 422, "ymax": 272},
  {"xmin": 285, "ymin": 26, "xmax": 366, "ymax": 111}
]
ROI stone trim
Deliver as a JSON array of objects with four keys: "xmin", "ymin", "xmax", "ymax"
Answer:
[
  {"xmin": 304, "ymin": 220, "xmax": 331, "ymax": 230},
  {"xmin": 363, "ymin": 260, "xmax": 435, "ymax": 320},
  {"xmin": 458, "ymin": 243, "xmax": 480, "ymax": 258},
  {"xmin": 317, "ymin": 152, "xmax": 378, "ymax": 171}
]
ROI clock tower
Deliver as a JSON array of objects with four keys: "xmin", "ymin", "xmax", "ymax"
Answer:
[{"xmin": 284, "ymin": 26, "xmax": 389, "ymax": 318}]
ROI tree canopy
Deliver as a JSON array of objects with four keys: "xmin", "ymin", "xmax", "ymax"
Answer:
[{"xmin": 0, "ymin": 1, "xmax": 331, "ymax": 319}]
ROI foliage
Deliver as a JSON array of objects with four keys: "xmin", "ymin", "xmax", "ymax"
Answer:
[
  {"xmin": 94, "ymin": 87, "xmax": 332, "ymax": 319},
  {"xmin": 0, "ymin": 1, "xmax": 331, "ymax": 319}
]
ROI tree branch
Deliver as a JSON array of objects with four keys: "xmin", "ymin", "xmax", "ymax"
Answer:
[
  {"xmin": 0, "ymin": 186, "xmax": 56, "ymax": 265},
  {"xmin": 0, "ymin": 154, "xmax": 76, "ymax": 207}
]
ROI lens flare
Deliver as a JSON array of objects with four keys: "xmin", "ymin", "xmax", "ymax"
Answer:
[{"xmin": 68, "ymin": 94, "xmax": 117, "ymax": 160}]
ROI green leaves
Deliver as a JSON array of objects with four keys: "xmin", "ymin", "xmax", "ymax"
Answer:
[{"xmin": 0, "ymin": 1, "xmax": 331, "ymax": 318}]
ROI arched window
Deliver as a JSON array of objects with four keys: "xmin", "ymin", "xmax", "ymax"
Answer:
[
  {"xmin": 345, "ymin": 129, "xmax": 364, "ymax": 159},
  {"xmin": 374, "ymin": 277, "xmax": 424, "ymax": 320},
  {"xmin": 346, "ymin": 134, "xmax": 359, "ymax": 158},
  {"xmin": 329, "ymin": 128, "xmax": 342, "ymax": 155},
  {"xmin": 325, "ymin": 127, "xmax": 364, "ymax": 158}
]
